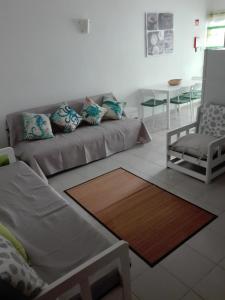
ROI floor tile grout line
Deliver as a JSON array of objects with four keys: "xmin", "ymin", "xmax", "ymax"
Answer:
[
  {"xmin": 185, "ymin": 243, "xmax": 219, "ymax": 266},
  {"xmin": 132, "ymin": 291, "xmax": 141, "ymax": 300},
  {"xmin": 159, "ymin": 264, "xmax": 191, "ymax": 290},
  {"xmin": 178, "ymin": 290, "xmax": 191, "ymax": 300},
  {"xmin": 189, "ymin": 289, "xmax": 205, "ymax": 300},
  {"xmin": 177, "ymin": 289, "xmax": 206, "ymax": 300},
  {"xmin": 187, "ymin": 229, "xmax": 225, "ymax": 265},
  {"xmin": 217, "ymin": 256, "xmax": 225, "ymax": 268},
  {"xmin": 189, "ymin": 264, "xmax": 224, "ymax": 297},
  {"xmin": 161, "ymin": 254, "xmax": 215, "ymax": 289}
]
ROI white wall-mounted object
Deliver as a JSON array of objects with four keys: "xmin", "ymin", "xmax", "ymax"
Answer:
[{"xmin": 79, "ymin": 19, "xmax": 90, "ymax": 34}]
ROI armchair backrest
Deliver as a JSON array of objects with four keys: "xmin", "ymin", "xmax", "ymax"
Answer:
[
  {"xmin": 195, "ymin": 49, "xmax": 225, "ymax": 137},
  {"xmin": 202, "ymin": 49, "xmax": 225, "ymax": 106},
  {"xmin": 196, "ymin": 103, "xmax": 225, "ymax": 137}
]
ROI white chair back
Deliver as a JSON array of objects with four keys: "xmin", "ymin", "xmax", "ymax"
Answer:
[{"xmin": 202, "ymin": 49, "xmax": 225, "ymax": 106}]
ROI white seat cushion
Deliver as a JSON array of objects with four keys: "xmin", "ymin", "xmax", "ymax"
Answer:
[{"xmin": 170, "ymin": 133, "xmax": 218, "ymax": 159}]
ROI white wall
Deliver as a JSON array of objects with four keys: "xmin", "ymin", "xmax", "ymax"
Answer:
[
  {"xmin": 0, "ymin": 0, "xmax": 207, "ymax": 146},
  {"xmin": 207, "ymin": 0, "xmax": 225, "ymax": 11}
]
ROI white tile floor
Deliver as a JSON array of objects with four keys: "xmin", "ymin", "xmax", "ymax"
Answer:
[{"xmin": 49, "ymin": 102, "xmax": 225, "ymax": 300}]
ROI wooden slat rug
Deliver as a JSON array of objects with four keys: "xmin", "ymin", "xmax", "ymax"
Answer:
[{"xmin": 65, "ymin": 168, "xmax": 216, "ymax": 266}]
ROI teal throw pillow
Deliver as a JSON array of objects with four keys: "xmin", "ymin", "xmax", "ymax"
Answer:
[
  {"xmin": 23, "ymin": 112, "xmax": 54, "ymax": 141},
  {"xmin": 51, "ymin": 103, "xmax": 82, "ymax": 133},
  {"xmin": 81, "ymin": 97, "xmax": 107, "ymax": 125},
  {"xmin": 102, "ymin": 96, "xmax": 123, "ymax": 120}
]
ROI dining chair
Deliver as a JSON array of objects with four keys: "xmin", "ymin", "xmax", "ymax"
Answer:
[
  {"xmin": 178, "ymin": 77, "xmax": 202, "ymax": 102},
  {"xmin": 140, "ymin": 90, "xmax": 167, "ymax": 118},
  {"xmin": 170, "ymin": 86, "xmax": 193, "ymax": 120}
]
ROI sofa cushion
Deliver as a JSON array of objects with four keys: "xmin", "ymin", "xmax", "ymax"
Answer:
[
  {"xmin": 81, "ymin": 97, "xmax": 107, "ymax": 125},
  {"xmin": 199, "ymin": 104, "xmax": 225, "ymax": 137},
  {"xmin": 23, "ymin": 112, "xmax": 54, "ymax": 140},
  {"xmin": 51, "ymin": 103, "xmax": 82, "ymax": 133},
  {"xmin": 0, "ymin": 235, "xmax": 46, "ymax": 298},
  {"xmin": 170, "ymin": 133, "xmax": 218, "ymax": 159},
  {"xmin": 0, "ymin": 223, "xmax": 28, "ymax": 263},
  {"xmin": 102, "ymin": 96, "xmax": 123, "ymax": 120}
]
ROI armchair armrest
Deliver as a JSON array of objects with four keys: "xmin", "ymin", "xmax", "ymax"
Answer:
[
  {"xmin": 0, "ymin": 147, "xmax": 16, "ymax": 165},
  {"xmin": 208, "ymin": 136, "xmax": 225, "ymax": 161},
  {"xmin": 167, "ymin": 122, "xmax": 198, "ymax": 147},
  {"xmin": 34, "ymin": 241, "xmax": 131, "ymax": 300}
]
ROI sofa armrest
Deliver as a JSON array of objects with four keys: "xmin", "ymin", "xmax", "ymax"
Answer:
[
  {"xmin": 34, "ymin": 241, "xmax": 131, "ymax": 300},
  {"xmin": 0, "ymin": 147, "xmax": 16, "ymax": 165}
]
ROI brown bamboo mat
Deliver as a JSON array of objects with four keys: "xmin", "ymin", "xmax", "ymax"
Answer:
[{"xmin": 65, "ymin": 168, "xmax": 216, "ymax": 266}]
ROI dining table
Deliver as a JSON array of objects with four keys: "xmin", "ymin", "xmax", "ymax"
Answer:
[{"xmin": 139, "ymin": 79, "xmax": 202, "ymax": 129}]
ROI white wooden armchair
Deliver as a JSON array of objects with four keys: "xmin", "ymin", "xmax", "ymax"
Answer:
[
  {"xmin": 167, "ymin": 118, "xmax": 225, "ymax": 184},
  {"xmin": 167, "ymin": 49, "xmax": 225, "ymax": 184}
]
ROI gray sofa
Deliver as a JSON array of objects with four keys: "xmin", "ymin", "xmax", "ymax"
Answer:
[
  {"xmin": 0, "ymin": 157, "xmax": 131, "ymax": 300},
  {"xmin": 6, "ymin": 93, "xmax": 151, "ymax": 181}
]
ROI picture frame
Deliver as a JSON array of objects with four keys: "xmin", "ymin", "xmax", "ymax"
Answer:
[{"xmin": 145, "ymin": 12, "xmax": 174, "ymax": 56}]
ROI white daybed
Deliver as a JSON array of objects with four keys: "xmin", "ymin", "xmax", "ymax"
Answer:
[{"xmin": 0, "ymin": 148, "xmax": 131, "ymax": 300}]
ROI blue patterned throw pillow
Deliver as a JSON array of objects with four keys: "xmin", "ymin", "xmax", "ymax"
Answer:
[
  {"xmin": 23, "ymin": 112, "xmax": 54, "ymax": 140},
  {"xmin": 102, "ymin": 96, "xmax": 123, "ymax": 120},
  {"xmin": 81, "ymin": 97, "xmax": 107, "ymax": 125},
  {"xmin": 51, "ymin": 103, "xmax": 82, "ymax": 133}
]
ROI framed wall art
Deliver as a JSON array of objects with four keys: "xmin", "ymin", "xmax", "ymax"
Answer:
[{"xmin": 145, "ymin": 12, "xmax": 174, "ymax": 56}]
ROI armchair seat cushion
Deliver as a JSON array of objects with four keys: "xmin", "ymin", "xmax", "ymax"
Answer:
[{"xmin": 170, "ymin": 133, "xmax": 219, "ymax": 159}]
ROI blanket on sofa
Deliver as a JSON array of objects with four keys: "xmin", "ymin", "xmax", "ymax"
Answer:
[
  {"xmin": 0, "ymin": 161, "xmax": 111, "ymax": 283},
  {"xmin": 15, "ymin": 118, "xmax": 150, "ymax": 180},
  {"xmin": 6, "ymin": 93, "xmax": 151, "ymax": 181}
]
